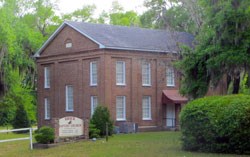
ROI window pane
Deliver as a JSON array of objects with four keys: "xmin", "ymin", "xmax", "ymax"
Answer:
[
  {"xmin": 142, "ymin": 62, "xmax": 151, "ymax": 85},
  {"xmin": 45, "ymin": 98, "xmax": 50, "ymax": 119},
  {"xmin": 44, "ymin": 67, "xmax": 50, "ymax": 88},
  {"xmin": 116, "ymin": 96, "xmax": 126, "ymax": 120},
  {"xmin": 91, "ymin": 96, "xmax": 98, "ymax": 116},
  {"xmin": 90, "ymin": 62, "xmax": 97, "ymax": 85},
  {"xmin": 66, "ymin": 85, "xmax": 74, "ymax": 111},
  {"xmin": 116, "ymin": 61, "xmax": 125, "ymax": 85},
  {"xmin": 142, "ymin": 96, "xmax": 151, "ymax": 120},
  {"xmin": 166, "ymin": 67, "xmax": 175, "ymax": 86}
]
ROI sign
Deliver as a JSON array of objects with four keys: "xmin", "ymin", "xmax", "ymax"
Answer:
[{"xmin": 59, "ymin": 116, "xmax": 83, "ymax": 137}]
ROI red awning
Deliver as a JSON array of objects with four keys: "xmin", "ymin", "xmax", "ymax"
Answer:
[{"xmin": 162, "ymin": 90, "xmax": 188, "ymax": 104}]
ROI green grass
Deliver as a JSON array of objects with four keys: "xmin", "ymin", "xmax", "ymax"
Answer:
[{"xmin": 0, "ymin": 131, "xmax": 249, "ymax": 157}]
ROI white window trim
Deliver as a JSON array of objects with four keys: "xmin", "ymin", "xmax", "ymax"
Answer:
[
  {"xmin": 44, "ymin": 67, "xmax": 50, "ymax": 88},
  {"xmin": 44, "ymin": 98, "xmax": 50, "ymax": 120},
  {"xmin": 142, "ymin": 96, "xmax": 152, "ymax": 120},
  {"xmin": 166, "ymin": 67, "xmax": 175, "ymax": 87},
  {"xmin": 116, "ymin": 61, "xmax": 126, "ymax": 86},
  {"xmin": 142, "ymin": 62, "xmax": 151, "ymax": 86},
  {"xmin": 116, "ymin": 96, "xmax": 126, "ymax": 121},
  {"xmin": 90, "ymin": 61, "xmax": 97, "ymax": 86},
  {"xmin": 66, "ymin": 85, "xmax": 74, "ymax": 112},
  {"xmin": 91, "ymin": 96, "xmax": 98, "ymax": 116}
]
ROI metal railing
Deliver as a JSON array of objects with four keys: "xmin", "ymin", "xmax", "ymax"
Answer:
[{"xmin": 0, "ymin": 128, "xmax": 34, "ymax": 150}]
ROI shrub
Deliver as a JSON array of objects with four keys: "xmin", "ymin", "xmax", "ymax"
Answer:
[
  {"xmin": 90, "ymin": 105, "xmax": 114, "ymax": 137},
  {"xmin": 180, "ymin": 95, "xmax": 250, "ymax": 154},
  {"xmin": 89, "ymin": 123, "xmax": 100, "ymax": 139},
  {"xmin": 35, "ymin": 126, "xmax": 55, "ymax": 144},
  {"xmin": 12, "ymin": 104, "xmax": 30, "ymax": 133}
]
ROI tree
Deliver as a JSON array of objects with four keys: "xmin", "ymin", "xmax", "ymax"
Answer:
[
  {"xmin": 141, "ymin": 0, "xmax": 198, "ymax": 33},
  {"xmin": 12, "ymin": 104, "xmax": 31, "ymax": 132},
  {"xmin": 177, "ymin": 0, "xmax": 250, "ymax": 98},
  {"xmin": 90, "ymin": 105, "xmax": 113, "ymax": 137}
]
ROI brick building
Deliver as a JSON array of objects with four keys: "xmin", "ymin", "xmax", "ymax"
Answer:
[{"xmin": 35, "ymin": 21, "xmax": 193, "ymax": 132}]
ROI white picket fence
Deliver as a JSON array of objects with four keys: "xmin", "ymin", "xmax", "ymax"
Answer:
[{"xmin": 0, "ymin": 128, "xmax": 34, "ymax": 150}]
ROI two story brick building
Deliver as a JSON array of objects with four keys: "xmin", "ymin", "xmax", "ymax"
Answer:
[{"xmin": 35, "ymin": 21, "xmax": 193, "ymax": 131}]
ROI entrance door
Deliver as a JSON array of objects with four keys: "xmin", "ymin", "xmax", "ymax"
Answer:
[{"xmin": 166, "ymin": 104, "xmax": 175, "ymax": 127}]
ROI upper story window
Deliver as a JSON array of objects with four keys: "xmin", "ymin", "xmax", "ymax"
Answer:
[
  {"xmin": 90, "ymin": 61, "xmax": 97, "ymax": 86},
  {"xmin": 65, "ymin": 39, "xmax": 72, "ymax": 48},
  {"xmin": 142, "ymin": 96, "xmax": 151, "ymax": 120},
  {"xmin": 66, "ymin": 85, "xmax": 74, "ymax": 112},
  {"xmin": 116, "ymin": 96, "xmax": 126, "ymax": 121},
  {"xmin": 166, "ymin": 67, "xmax": 175, "ymax": 87},
  {"xmin": 91, "ymin": 96, "xmax": 98, "ymax": 116},
  {"xmin": 142, "ymin": 62, "xmax": 151, "ymax": 86},
  {"xmin": 44, "ymin": 98, "xmax": 50, "ymax": 120},
  {"xmin": 44, "ymin": 67, "xmax": 50, "ymax": 88},
  {"xmin": 116, "ymin": 61, "xmax": 126, "ymax": 85}
]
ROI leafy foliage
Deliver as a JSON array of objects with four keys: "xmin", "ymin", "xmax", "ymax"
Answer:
[
  {"xmin": 177, "ymin": 0, "xmax": 250, "ymax": 98},
  {"xmin": 89, "ymin": 123, "xmax": 100, "ymax": 139},
  {"xmin": 90, "ymin": 105, "xmax": 114, "ymax": 137},
  {"xmin": 180, "ymin": 95, "xmax": 250, "ymax": 154},
  {"xmin": 12, "ymin": 104, "xmax": 30, "ymax": 132},
  {"xmin": 35, "ymin": 126, "xmax": 55, "ymax": 144}
]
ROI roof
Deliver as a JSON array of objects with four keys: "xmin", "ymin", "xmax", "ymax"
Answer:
[
  {"xmin": 35, "ymin": 21, "xmax": 194, "ymax": 57},
  {"xmin": 162, "ymin": 90, "xmax": 188, "ymax": 104}
]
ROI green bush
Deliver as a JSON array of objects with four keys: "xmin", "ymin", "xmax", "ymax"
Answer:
[
  {"xmin": 90, "ymin": 105, "xmax": 114, "ymax": 137},
  {"xmin": 35, "ymin": 126, "xmax": 55, "ymax": 144},
  {"xmin": 180, "ymin": 95, "xmax": 250, "ymax": 154},
  {"xmin": 12, "ymin": 104, "xmax": 30, "ymax": 133},
  {"xmin": 89, "ymin": 123, "xmax": 100, "ymax": 139}
]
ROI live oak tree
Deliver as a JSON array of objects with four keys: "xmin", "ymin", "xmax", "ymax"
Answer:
[{"xmin": 177, "ymin": 0, "xmax": 250, "ymax": 98}]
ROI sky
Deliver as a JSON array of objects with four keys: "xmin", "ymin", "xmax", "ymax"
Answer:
[{"xmin": 56, "ymin": 0, "xmax": 146, "ymax": 16}]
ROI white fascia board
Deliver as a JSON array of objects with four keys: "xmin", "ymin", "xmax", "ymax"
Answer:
[
  {"xmin": 34, "ymin": 22, "xmax": 67, "ymax": 58},
  {"xmin": 105, "ymin": 46, "xmax": 171, "ymax": 53},
  {"xmin": 34, "ymin": 21, "xmax": 106, "ymax": 58},
  {"xmin": 65, "ymin": 21, "xmax": 105, "ymax": 49}
]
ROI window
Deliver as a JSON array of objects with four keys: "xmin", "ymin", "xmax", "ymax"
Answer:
[
  {"xmin": 66, "ymin": 85, "xmax": 74, "ymax": 112},
  {"xmin": 65, "ymin": 39, "xmax": 72, "ymax": 48},
  {"xmin": 142, "ymin": 62, "xmax": 151, "ymax": 86},
  {"xmin": 91, "ymin": 96, "xmax": 98, "ymax": 116},
  {"xmin": 116, "ymin": 61, "xmax": 126, "ymax": 85},
  {"xmin": 116, "ymin": 96, "xmax": 126, "ymax": 121},
  {"xmin": 166, "ymin": 67, "xmax": 175, "ymax": 86},
  {"xmin": 142, "ymin": 96, "xmax": 151, "ymax": 120},
  {"xmin": 44, "ymin": 98, "xmax": 50, "ymax": 120},
  {"xmin": 90, "ymin": 61, "xmax": 97, "ymax": 86},
  {"xmin": 44, "ymin": 67, "xmax": 50, "ymax": 88}
]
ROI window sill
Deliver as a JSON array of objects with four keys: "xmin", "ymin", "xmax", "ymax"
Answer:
[
  {"xmin": 142, "ymin": 84, "xmax": 151, "ymax": 87},
  {"xmin": 44, "ymin": 118, "xmax": 51, "ymax": 120},
  {"xmin": 66, "ymin": 110, "xmax": 74, "ymax": 112},
  {"xmin": 90, "ymin": 84, "xmax": 97, "ymax": 87},
  {"xmin": 116, "ymin": 119, "xmax": 126, "ymax": 121},
  {"xmin": 166, "ymin": 85, "xmax": 175, "ymax": 87},
  {"xmin": 44, "ymin": 87, "xmax": 50, "ymax": 89},
  {"xmin": 143, "ymin": 118, "xmax": 152, "ymax": 121},
  {"xmin": 116, "ymin": 84, "xmax": 126, "ymax": 86}
]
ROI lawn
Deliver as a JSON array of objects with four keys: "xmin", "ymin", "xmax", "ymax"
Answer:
[{"xmin": 0, "ymin": 131, "xmax": 248, "ymax": 157}]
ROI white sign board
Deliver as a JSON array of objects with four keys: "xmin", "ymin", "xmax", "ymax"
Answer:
[{"xmin": 59, "ymin": 116, "xmax": 83, "ymax": 137}]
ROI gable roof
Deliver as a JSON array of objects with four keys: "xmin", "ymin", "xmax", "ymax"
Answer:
[{"xmin": 35, "ymin": 21, "xmax": 194, "ymax": 57}]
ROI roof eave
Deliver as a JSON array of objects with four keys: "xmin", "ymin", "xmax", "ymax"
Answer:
[
  {"xmin": 104, "ymin": 46, "xmax": 172, "ymax": 53},
  {"xmin": 34, "ymin": 21, "xmax": 106, "ymax": 58}
]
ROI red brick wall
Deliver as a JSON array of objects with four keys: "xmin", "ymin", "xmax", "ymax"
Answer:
[{"xmin": 37, "ymin": 25, "xmax": 182, "ymax": 130}]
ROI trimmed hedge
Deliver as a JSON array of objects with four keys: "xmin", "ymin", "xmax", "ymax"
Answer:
[
  {"xmin": 180, "ymin": 95, "xmax": 250, "ymax": 154},
  {"xmin": 35, "ymin": 126, "xmax": 55, "ymax": 144}
]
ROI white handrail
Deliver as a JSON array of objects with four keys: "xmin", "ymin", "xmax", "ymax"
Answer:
[{"xmin": 0, "ymin": 128, "xmax": 34, "ymax": 150}]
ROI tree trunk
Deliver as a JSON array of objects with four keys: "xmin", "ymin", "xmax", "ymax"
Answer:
[{"xmin": 232, "ymin": 73, "xmax": 240, "ymax": 94}]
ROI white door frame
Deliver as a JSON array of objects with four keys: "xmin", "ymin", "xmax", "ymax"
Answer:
[{"xmin": 166, "ymin": 104, "xmax": 175, "ymax": 127}]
